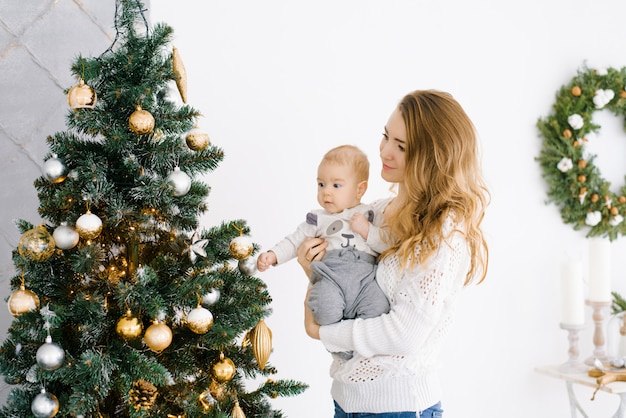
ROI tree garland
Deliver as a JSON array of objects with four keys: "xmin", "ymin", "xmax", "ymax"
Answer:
[{"xmin": 537, "ymin": 65, "xmax": 626, "ymax": 241}]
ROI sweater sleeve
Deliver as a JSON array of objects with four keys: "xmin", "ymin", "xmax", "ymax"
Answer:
[
  {"xmin": 319, "ymin": 227, "xmax": 469, "ymax": 357},
  {"xmin": 270, "ymin": 216, "xmax": 318, "ymax": 265}
]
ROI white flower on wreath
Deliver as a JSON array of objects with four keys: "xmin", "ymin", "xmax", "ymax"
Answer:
[
  {"xmin": 579, "ymin": 191, "xmax": 587, "ymax": 204},
  {"xmin": 585, "ymin": 211, "xmax": 602, "ymax": 226},
  {"xmin": 593, "ymin": 89, "xmax": 615, "ymax": 109},
  {"xmin": 596, "ymin": 67, "xmax": 608, "ymax": 76},
  {"xmin": 557, "ymin": 157, "xmax": 573, "ymax": 172},
  {"xmin": 610, "ymin": 214, "xmax": 624, "ymax": 226},
  {"xmin": 568, "ymin": 114, "xmax": 584, "ymax": 130}
]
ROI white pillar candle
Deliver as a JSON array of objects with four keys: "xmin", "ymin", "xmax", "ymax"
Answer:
[
  {"xmin": 588, "ymin": 237, "xmax": 612, "ymax": 302},
  {"xmin": 560, "ymin": 258, "xmax": 585, "ymax": 326}
]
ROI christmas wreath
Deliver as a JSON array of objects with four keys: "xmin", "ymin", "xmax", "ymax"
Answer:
[{"xmin": 537, "ymin": 65, "xmax": 626, "ymax": 241}]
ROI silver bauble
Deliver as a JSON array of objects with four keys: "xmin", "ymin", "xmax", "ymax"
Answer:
[
  {"xmin": 238, "ymin": 255, "xmax": 257, "ymax": 276},
  {"xmin": 42, "ymin": 156, "xmax": 68, "ymax": 184},
  {"xmin": 52, "ymin": 222, "xmax": 79, "ymax": 250},
  {"xmin": 75, "ymin": 210, "xmax": 103, "ymax": 240},
  {"xmin": 31, "ymin": 389, "xmax": 59, "ymax": 418},
  {"xmin": 202, "ymin": 288, "xmax": 220, "ymax": 306},
  {"xmin": 167, "ymin": 167, "xmax": 192, "ymax": 197},
  {"xmin": 36, "ymin": 336, "xmax": 65, "ymax": 371},
  {"xmin": 186, "ymin": 305, "xmax": 214, "ymax": 334}
]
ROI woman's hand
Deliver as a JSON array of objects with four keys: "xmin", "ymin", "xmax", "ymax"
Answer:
[
  {"xmin": 304, "ymin": 288, "xmax": 321, "ymax": 340},
  {"xmin": 296, "ymin": 237, "xmax": 328, "ymax": 277}
]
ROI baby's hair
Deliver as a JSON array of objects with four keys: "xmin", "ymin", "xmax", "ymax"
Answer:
[{"xmin": 321, "ymin": 145, "xmax": 370, "ymax": 183}]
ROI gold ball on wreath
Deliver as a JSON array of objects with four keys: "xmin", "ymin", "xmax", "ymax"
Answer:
[
  {"xmin": 8, "ymin": 286, "xmax": 40, "ymax": 316},
  {"xmin": 571, "ymin": 85, "xmax": 582, "ymax": 97},
  {"xmin": 211, "ymin": 352, "xmax": 236, "ymax": 382},
  {"xmin": 116, "ymin": 310, "xmax": 143, "ymax": 341},
  {"xmin": 229, "ymin": 235, "xmax": 254, "ymax": 260},
  {"xmin": 18, "ymin": 225, "xmax": 56, "ymax": 261},
  {"xmin": 144, "ymin": 321, "xmax": 172, "ymax": 353},
  {"xmin": 129, "ymin": 105, "xmax": 155, "ymax": 135}
]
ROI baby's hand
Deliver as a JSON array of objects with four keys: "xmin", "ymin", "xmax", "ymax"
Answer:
[
  {"xmin": 350, "ymin": 213, "xmax": 370, "ymax": 240},
  {"xmin": 257, "ymin": 251, "xmax": 277, "ymax": 272}
]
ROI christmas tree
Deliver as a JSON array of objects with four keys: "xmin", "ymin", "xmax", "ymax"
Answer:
[{"xmin": 0, "ymin": 1, "xmax": 307, "ymax": 417}]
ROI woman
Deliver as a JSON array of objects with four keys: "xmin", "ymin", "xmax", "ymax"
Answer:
[{"xmin": 297, "ymin": 90, "xmax": 489, "ymax": 418}]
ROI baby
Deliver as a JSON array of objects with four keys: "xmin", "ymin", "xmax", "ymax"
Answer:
[{"xmin": 257, "ymin": 145, "xmax": 390, "ymax": 336}]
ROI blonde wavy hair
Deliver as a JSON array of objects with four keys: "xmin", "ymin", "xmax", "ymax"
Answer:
[{"xmin": 380, "ymin": 90, "xmax": 490, "ymax": 285}]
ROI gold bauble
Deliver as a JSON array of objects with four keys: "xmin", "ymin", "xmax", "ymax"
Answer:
[
  {"xmin": 144, "ymin": 321, "xmax": 172, "ymax": 352},
  {"xmin": 8, "ymin": 285, "xmax": 40, "ymax": 316},
  {"xmin": 211, "ymin": 352, "xmax": 236, "ymax": 382},
  {"xmin": 75, "ymin": 210, "xmax": 103, "ymax": 240},
  {"xmin": 232, "ymin": 401, "xmax": 246, "ymax": 418},
  {"xmin": 229, "ymin": 236, "xmax": 254, "ymax": 260},
  {"xmin": 185, "ymin": 126, "xmax": 210, "ymax": 151},
  {"xmin": 18, "ymin": 225, "xmax": 56, "ymax": 261},
  {"xmin": 186, "ymin": 305, "xmax": 213, "ymax": 334},
  {"xmin": 246, "ymin": 319, "xmax": 272, "ymax": 370},
  {"xmin": 129, "ymin": 105, "xmax": 155, "ymax": 135},
  {"xmin": 208, "ymin": 379, "xmax": 226, "ymax": 401},
  {"xmin": 116, "ymin": 310, "xmax": 143, "ymax": 341},
  {"xmin": 571, "ymin": 85, "xmax": 582, "ymax": 97},
  {"xmin": 172, "ymin": 47, "xmax": 188, "ymax": 103},
  {"xmin": 67, "ymin": 78, "xmax": 97, "ymax": 110}
]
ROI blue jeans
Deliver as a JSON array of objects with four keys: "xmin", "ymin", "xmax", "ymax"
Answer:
[{"xmin": 333, "ymin": 401, "xmax": 443, "ymax": 418}]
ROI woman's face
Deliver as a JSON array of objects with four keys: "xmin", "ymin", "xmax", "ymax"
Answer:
[{"xmin": 379, "ymin": 107, "xmax": 407, "ymax": 184}]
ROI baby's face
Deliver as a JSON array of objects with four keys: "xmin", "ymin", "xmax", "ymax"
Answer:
[{"xmin": 316, "ymin": 162, "xmax": 363, "ymax": 214}]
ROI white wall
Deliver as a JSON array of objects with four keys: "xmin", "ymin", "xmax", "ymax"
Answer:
[{"xmin": 151, "ymin": 1, "xmax": 626, "ymax": 417}]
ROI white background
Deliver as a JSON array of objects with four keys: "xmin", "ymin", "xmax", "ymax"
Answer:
[{"xmin": 152, "ymin": 1, "xmax": 626, "ymax": 416}]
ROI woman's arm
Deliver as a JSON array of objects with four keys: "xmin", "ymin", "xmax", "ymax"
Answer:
[
  {"xmin": 295, "ymin": 237, "xmax": 328, "ymax": 277},
  {"xmin": 320, "ymin": 230, "xmax": 470, "ymax": 357},
  {"xmin": 297, "ymin": 237, "xmax": 327, "ymax": 339}
]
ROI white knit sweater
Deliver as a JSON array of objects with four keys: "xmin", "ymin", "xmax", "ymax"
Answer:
[{"xmin": 319, "ymin": 214, "xmax": 470, "ymax": 413}]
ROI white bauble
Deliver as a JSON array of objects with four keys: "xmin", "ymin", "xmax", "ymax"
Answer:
[
  {"xmin": 75, "ymin": 210, "xmax": 103, "ymax": 240},
  {"xmin": 167, "ymin": 167, "xmax": 191, "ymax": 197},
  {"xmin": 53, "ymin": 222, "xmax": 79, "ymax": 250},
  {"xmin": 202, "ymin": 288, "xmax": 220, "ymax": 306},
  {"xmin": 186, "ymin": 306, "xmax": 214, "ymax": 334}
]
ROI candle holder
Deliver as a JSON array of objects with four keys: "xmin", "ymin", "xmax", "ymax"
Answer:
[
  {"xmin": 559, "ymin": 323, "xmax": 588, "ymax": 373},
  {"xmin": 585, "ymin": 300, "xmax": 612, "ymax": 367}
]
